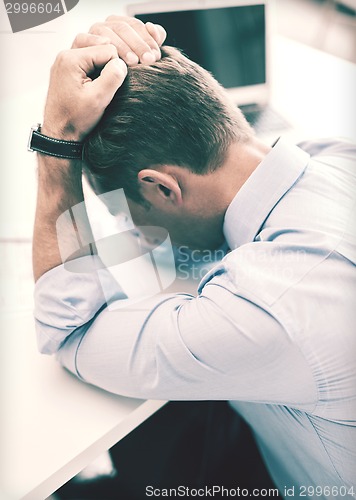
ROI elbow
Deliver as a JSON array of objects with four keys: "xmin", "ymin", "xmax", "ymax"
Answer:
[{"xmin": 35, "ymin": 318, "xmax": 73, "ymax": 355}]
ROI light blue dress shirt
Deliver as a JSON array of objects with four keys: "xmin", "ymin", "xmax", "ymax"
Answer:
[{"xmin": 35, "ymin": 138, "xmax": 356, "ymax": 499}]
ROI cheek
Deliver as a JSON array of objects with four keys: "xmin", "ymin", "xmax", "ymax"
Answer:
[
  {"xmin": 126, "ymin": 202, "xmax": 150, "ymax": 227},
  {"xmin": 129, "ymin": 211, "xmax": 148, "ymax": 227},
  {"xmin": 128, "ymin": 200, "xmax": 171, "ymax": 230}
]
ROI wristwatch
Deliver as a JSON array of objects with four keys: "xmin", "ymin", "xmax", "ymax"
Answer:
[{"xmin": 27, "ymin": 124, "xmax": 83, "ymax": 160}]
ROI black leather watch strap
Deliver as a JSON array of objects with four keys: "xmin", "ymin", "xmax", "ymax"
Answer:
[{"xmin": 28, "ymin": 124, "xmax": 83, "ymax": 160}]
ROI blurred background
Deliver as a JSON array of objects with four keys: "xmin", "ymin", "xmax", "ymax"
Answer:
[{"xmin": 276, "ymin": 0, "xmax": 355, "ymax": 63}]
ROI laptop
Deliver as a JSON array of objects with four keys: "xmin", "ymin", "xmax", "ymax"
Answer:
[{"xmin": 126, "ymin": 0, "xmax": 291, "ymax": 140}]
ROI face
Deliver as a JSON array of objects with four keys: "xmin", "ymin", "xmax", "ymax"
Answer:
[
  {"xmin": 87, "ymin": 165, "xmax": 226, "ymax": 249},
  {"xmin": 127, "ymin": 198, "xmax": 226, "ymax": 251},
  {"xmin": 118, "ymin": 140, "xmax": 260, "ymax": 251}
]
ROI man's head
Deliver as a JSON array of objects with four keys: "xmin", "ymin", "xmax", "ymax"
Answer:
[{"xmin": 83, "ymin": 46, "xmax": 258, "ymax": 249}]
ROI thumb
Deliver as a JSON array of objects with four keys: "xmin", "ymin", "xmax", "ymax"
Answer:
[{"xmin": 87, "ymin": 57, "xmax": 128, "ymax": 106}]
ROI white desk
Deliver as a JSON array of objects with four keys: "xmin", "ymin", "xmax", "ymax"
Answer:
[{"xmin": 0, "ymin": 309, "xmax": 166, "ymax": 500}]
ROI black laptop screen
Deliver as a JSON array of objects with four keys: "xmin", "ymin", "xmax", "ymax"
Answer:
[{"xmin": 135, "ymin": 4, "xmax": 266, "ymax": 88}]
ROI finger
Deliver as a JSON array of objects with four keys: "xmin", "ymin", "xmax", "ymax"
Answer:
[
  {"xmin": 156, "ymin": 24, "xmax": 167, "ymax": 45},
  {"xmin": 89, "ymin": 23, "xmax": 139, "ymax": 65},
  {"xmin": 145, "ymin": 22, "xmax": 167, "ymax": 46},
  {"xmin": 87, "ymin": 57, "xmax": 127, "ymax": 106},
  {"xmin": 110, "ymin": 23, "xmax": 157, "ymax": 64},
  {"xmin": 72, "ymin": 33, "xmax": 110, "ymax": 49},
  {"xmin": 123, "ymin": 18, "xmax": 161, "ymax": 58},
  {"xmin": 105, "ymin": 16, "xmax": 160, "ymax": 62},
  {"xmin": 144, "ymin": 22, "xmax": 160, "ymax": 46},
  {"xmin": 75, "ymin": 44, "xmax": 120, "ymax": 76}
]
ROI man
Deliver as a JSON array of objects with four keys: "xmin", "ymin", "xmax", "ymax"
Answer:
[{"xmin": 33, "ymin": 15, "xmax": 356, "ymax": 499}]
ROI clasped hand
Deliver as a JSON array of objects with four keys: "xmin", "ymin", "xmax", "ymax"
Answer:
[{"xmin": 42, "ymin": 15, "xmax": 166, "ymax": 142}]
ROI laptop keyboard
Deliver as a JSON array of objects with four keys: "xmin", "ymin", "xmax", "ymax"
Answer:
[{"xmin": 240, "ymin": 104, "xmax": 291, "ymax": 135}]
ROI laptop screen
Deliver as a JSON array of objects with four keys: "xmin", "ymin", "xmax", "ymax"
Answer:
[{"xmin": 134, "ymin": 4, "xmax": 266, "ymax": 89}]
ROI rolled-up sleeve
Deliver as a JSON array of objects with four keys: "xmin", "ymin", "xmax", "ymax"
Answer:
[
  {"xmin": 34, "ymin": 255, "xmax": 125, "ymax": 355},
  {"xmin": 34, "ymin": 254, "xmax": 317, "ymax": 407}
]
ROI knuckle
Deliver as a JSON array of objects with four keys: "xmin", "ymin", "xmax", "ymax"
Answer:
[
  {"xmin": 106, "ymin": 15, "xmax": 143, "ymax": 27},
  {"xmin": 89, "ymin": 22, "xmax": 104, "ymax": 34},
  {"xmin": 55, "ymin": 49, "xmax": 70, "ymax": 64},
  {"xmin": 98, "ymin": 43, "xmax": 118, "ymax": 61},
  {"xmin": 148, "ymin": 40, "xmax": 160, "ymax": 51},
  {"xmin": 73, "ymin": 33, "xmax": 85, "ymax": 46},
  {"xmin": 115, "ymin": 23, "xmax": 131, "ymax": 36},
  {"xmin": 105, "ymin": 14, "xmax": 120, "ymax": 22},
  {"xmin": 107, "ymin": 43, "xmax": 118, "ymax": 57},
  {"xmin": 52, "ymin": 50, "xmax": 72, "ymax": 73},
  {"xmin": 114, "ymin": 21, "xmax": 127, "ymax": 30},
  {"xmin": 130, "ymin": 18, "xmax": 144, "ymax": 28},
  {"xmin": 132, "ymin": 41, "xmax": 150, "ymax": 55}
]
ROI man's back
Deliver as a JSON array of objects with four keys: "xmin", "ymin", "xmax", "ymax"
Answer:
[{"xmin": 214, "ymin": 138, "xmax": 356, "ymax": 496}]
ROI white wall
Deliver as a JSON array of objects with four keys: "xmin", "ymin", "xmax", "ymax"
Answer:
[{"xmin": 0, "ymin": 0, "xmax": 144, "ymax": 239}]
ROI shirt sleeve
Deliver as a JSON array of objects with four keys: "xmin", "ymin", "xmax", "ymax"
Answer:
[{"xmin": 34, "ymin": 254, "xmax": 317, "ymax": 408}]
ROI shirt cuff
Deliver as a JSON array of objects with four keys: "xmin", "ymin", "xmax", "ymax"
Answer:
[{"xmin": 34, "ymin": 255, "xmax": 126, "ymax": 354}]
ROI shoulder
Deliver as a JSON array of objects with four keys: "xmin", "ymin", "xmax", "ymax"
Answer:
[
  {"xmin": 201, "ymin": 241, "xmax": 330, "ymax": 307},
  {"xmin": 298, "ymin": 137, "xmax": 356, "ymax": 161}
]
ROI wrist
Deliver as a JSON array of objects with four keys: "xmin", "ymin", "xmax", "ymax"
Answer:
[
  {"xmin": 37, "ymin": 153, "xmax": 82, "ymax": 176},
  {"xmin": 37, "ymin": 154, "xmax": 83, "ymax": 198},
  {"xmin": 41, "ymin": 122, "xmax": 83, "ymax": 142},
  {"xmin": 29, "ymin": 124, "xmax": 84, "ymax": 160}
]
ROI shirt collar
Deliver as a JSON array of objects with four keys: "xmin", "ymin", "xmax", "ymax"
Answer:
[{"xmin": 223, "ymin": 138, "xmax": 310, "ymax": 250}]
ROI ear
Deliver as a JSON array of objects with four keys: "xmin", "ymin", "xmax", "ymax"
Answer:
[{"xmin": 138, "ymin": 169, "xmax": 183, "ymax": 207}]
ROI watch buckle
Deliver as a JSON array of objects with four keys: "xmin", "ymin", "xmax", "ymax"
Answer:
[{"xmin": 27, "ymin": 123, "xmax": 41, "ymax": 152}]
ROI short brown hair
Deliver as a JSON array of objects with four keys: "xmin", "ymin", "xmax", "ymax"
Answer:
[{"xmin": 83, "ymin": 46, "xmax": 253, "ymax": 204}]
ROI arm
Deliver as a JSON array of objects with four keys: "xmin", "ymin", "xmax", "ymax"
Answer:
[
  {"xmin": 33, "ymin": 45, "xmax": 127, "ymax": 281},
  {"xmin": 35, "ymin": 261, "xmax": 315, "ymax": 405},
  {"xmin": 33, "ymin": 16, "xmax": 166, "ymax": 281}
]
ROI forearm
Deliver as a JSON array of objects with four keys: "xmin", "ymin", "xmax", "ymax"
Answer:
[
  {"xmin": 33, "ymin": 154, "xmax": 93, "ymax": 281},
  {"xmin": 32, "ymin": 17, "xmax": 167, "ymax": 281}
]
